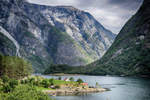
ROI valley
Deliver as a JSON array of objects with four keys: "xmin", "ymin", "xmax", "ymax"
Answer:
[{"xmin": 0, "ymin": 0, "xmax": 150, "ymax": 100}]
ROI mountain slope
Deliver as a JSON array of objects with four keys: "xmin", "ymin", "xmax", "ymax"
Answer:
[
  {"xmin": 0, "ymin": 0, "xmax": 115, "ymax": 72},
  {"xmin": 84, "ymin": 0, "xmax": 150, "ymax": 76},
  {"xmin": 24, "ymin": 3, "xmax": 116, "ymax": 65}
]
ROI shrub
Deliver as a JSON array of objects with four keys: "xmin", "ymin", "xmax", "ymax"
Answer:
[
  {"xmin": 69, "ymin": 77, "xmax": 74, "ymax": 81},
  {"xmin": 24, "ymin": 79, "xmax": 29, "ymax": 84},
  {"xmin": 1, "ymin": 75, "xmax": 9, "ymax": 83},
  {"xmin": 58, "ymin": 77, "xmax": 61, "ymax": 80},
  {"xmin": 1, "ymin": 78, "xmax": 18, "ymax": 93},
  {"xmin": 55, "ymin": 85, "xmax": 60, "ymax": 89},
  {"xmin": 0, "ymin": 85, "xmax": 52, "ymax": 100},
  {"xmin": 20, "ymin": 80, "xmax": 25, "ymax": 84},
  {"xmin": 41, "ymin": 79, "xmax": 50, "ymax": 88},
  {"xmin": 9, "ymin": 79, "xmax": 18, "ymax": 89},
  {"xmin": 0, "ymin": 79, "xmax": 3, "ymax": 88},
  {"xmin": 49, "ymin": 78, "xmax": 54, "ymax": 85},
  {"xmin": 28, "ymin": 77, "xmax": 36, "ymax": 86},
  {"xmin": 76, "ymin": 78, "xmax": 83, "ymax": 84},
  {"xmin": 2, "ymin": 84, "xmax": 12, "ymax": 93}
]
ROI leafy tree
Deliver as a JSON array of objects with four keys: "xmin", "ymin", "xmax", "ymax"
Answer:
[
  {"xmin": 0, "ymin": 56, "xmax": 33, "ymax": 79},
  {"xmin": 1, "ymin": 78, "xmax": 18, "ymax": 93},
  {"xmin": 58, "ymin": 77, "xmax": 61, "ymax": 80},
  {"xmin": 76, "ymin": 78, "xmax": 83, "ymax": 84},
  {"xmin": 1, "ymin": 75, "xmax": 9, "ymax": 83},
  {"xmin": 44, "ymin": 64, "xmax": 74, "ymax": 74},
  {"xmin": 9, "ymin": 79, "xmax": 18, "ymax": 89},
  {"xmin": 2, "ymin": 83, "xmax": 12, "ymax": 93},
  {"xmin": 0, "ymin": 79, "xmax": 2, "ymax": 87},
  {"xmin": 69, "ymin": 77, "xmax": 74, "ymax": 81},
  {"xmin": 29, "ymin": 77, "xmax": 36, "ymax": 85},
  {"xmin": 49, "ymin": 78, "xmax": 54, "ymax": 85},
  {"xmin": 41, "ymin": 79, "xmax": 50, "ymax": 88},
  {"xmin": 95, "ymin": 82, "xmax": 101, "ymax": 88}
]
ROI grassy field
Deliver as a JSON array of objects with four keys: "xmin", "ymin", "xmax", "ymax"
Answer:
[
  {"xmin": 53, "ymin": 80, "xmax": 77, "ymax": 85},
  {"xmin": 35, "ymin": 86, "xmax": 54, "ymax": 91}
]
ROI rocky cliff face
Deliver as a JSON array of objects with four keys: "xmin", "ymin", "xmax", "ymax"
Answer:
[
  {"xmin": 0, "ymin": 0, "xmax": 115, "ymax": 72},
  {"xmin": 85, "ymin": 0, "xmax": 150, "ymax": 76}
]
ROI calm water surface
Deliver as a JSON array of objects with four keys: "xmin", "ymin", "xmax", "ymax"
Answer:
[{"xmin": 40, "ymin": 75, "xmax": 150, "ymax": 100}]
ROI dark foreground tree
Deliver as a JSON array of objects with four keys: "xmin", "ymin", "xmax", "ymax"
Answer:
[{"xmin": 0, "ymin": 55, "xmax": 33, "ymax": 79}]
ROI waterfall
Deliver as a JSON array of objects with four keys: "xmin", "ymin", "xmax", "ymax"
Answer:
[{"xmin": 0, "ymin": 26, "xmax": 21, "ymax": 57}]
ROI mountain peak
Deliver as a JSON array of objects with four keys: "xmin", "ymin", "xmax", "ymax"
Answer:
[
  {"xmin": 53, "ymin": 5, "xmax": 82, "ymax": 12},
  {"xmin": 0, "ymin": 0, "xmax": 116, "ymax": 72}
]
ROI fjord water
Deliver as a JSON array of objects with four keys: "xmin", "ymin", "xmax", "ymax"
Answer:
[{"xmin": 41, "ymin": 75, "xmax": 150, "ymax": 100}]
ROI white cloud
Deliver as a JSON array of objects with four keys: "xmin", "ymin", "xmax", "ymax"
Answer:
[{"xmin": 28, "ymin": 0, "xmax": 78, "ymax": 6}]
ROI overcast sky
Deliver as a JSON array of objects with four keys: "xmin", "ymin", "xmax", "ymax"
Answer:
[{"xmin": 27, "ymin": 0, "xmax": 143, "ymax": 34}]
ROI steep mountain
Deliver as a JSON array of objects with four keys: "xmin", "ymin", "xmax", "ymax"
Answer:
[
  {"xmin": 0, "ymin": 0, "xmax": 115, "ymax": 72},
  {"xmin": 37, "ymin": 5, "xmax": 116, "ymax": 64},
  {"xmin": 83, "ymin": 0, "xmax": 150, "ymax": 76}
]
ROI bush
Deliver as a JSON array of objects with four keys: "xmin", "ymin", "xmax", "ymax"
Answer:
[
  {"xmin": 2, "ymin": 84, "xmax": 12, "ymax": 93},
  {"xmin": 58, "ymin": 77, "xmax": 61, "ymax": 80},
  {"xmin": 1, "ymin": 75, "xmax": 9, "ymax": 83},
  {"xmin": 49, "ymin": 78, "xmax": 54, "ymax": 85},
  {"xmin": 76, "ymin": 78, "xmax": 83, "ymax": 84},
  {"xmin": 24, "ymin": 79, "xmax": 29, "ymax": 84},
  {"xmin": 0, "ymin": 85, "xmax": 52, "ymax": 100},
  {"xmin": 9, "ymin": 79, "xmax": 18, "ymax": 89},
  {"xmin": 1, "ymin": 78, "xmax": 18, "ymax": 93},
  {"xmin": 55, "ymin": 85, "xmax": 60, "ymax": 89},
  {"xmin": 0, "ymin": 79, "xmax": 2, "ymax": 87},
  {"xmin": 69, "ymin": 77, "xmax": 74, "ymax": 81},
  {"xmin": 41, "ymin": 79, "xmax": 50, "ymax": 88},
  {"xmin": 20, "ymin": 80, "xmax": 25, "ymax": 84},
  {"xmin": 29, "ymin": 78, "xmax": 36, "ymax": 85}
]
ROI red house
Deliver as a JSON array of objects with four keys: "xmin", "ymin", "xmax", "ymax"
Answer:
[{"xmin": 81, "ymin": 83, "xmax": 88, "ymax": 86}]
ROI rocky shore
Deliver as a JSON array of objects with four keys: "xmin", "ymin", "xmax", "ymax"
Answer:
[{"xmin": 43, "ymin": 87, "xmax": 106, "ymax": 96}]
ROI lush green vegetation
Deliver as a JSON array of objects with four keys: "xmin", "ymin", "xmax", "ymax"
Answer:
[
  {"xmin": 43, "ymin": 0, "xmax": 150, "ymax": 76},
  {"xmin": 43, "ymin": 64, "xmax": 86, "ymax": 75},
  {"xmin": 76, "ymin": 78, "xmax": 84, "ymax": 84},
  {"xmin": 77, "ymin": 1, "xmax": 150, "ymax": 76},
  {"xmin": 20, "ymin": 76, "xmax": 76, "ymax": 89},
  {"xmin": 0, "ymin": 77, "xmax": 52, "ymax": 100},
  {"xmin": 27, "ymin": 54, "xmax": 53, "ymax": 73},
  {"xmin": 0, "ymin": 74, "xmax": 85, "ymax": 98},
  {"xmin": 43, "ymin": 64, "xmax": 87, "ymax": 75},
  {"xmin": 44, "ymin": 64, "xmax": 75, "ymax": 74},
  {"xmin": 0, "ymin": 55, "xmax": 33, "ymax": 79},
  {"xmin": 0, "ymin": 55, "xmax": 53, "ymax": 100}
]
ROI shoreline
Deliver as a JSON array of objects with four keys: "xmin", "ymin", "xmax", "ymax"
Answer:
[
  {"xmin": 47, "ymin": 73, "xmax": 85, "ymax": 76},
  {"xmin": 43, "ymin": 73, "xmax": 150, "ymax": 79},
  {"xmin": 43, "ymin": 87, "xmax": 107, "ymax": 96}
]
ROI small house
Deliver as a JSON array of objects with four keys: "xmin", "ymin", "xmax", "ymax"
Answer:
[
  {"xmin": 64, "ymin": 78, "xmax": 70, "ymax": 81},
  {"xmin": 81, "ymin": 83, "xmax": 88, "ymax": 88},
  {"xmin": 81, "ymin": 83, "xmax": 88, "ymax": 86}
]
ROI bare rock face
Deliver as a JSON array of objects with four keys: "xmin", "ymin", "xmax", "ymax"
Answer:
[{"xmin": 0, "ymin": 0, "xmax": 116, "ymax": 72}]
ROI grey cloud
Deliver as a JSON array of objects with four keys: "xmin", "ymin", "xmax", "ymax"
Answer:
[
  {"xmin": 108, "ymin": 0, "xmax": 143, "ymax": 11},
  {"xmin": 28, "ymin": 0, "xmax": 143, "ymax": 34},
  {"xmin": 108, "ymin": 0, "xmax": 142, "ymax": 4}
]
